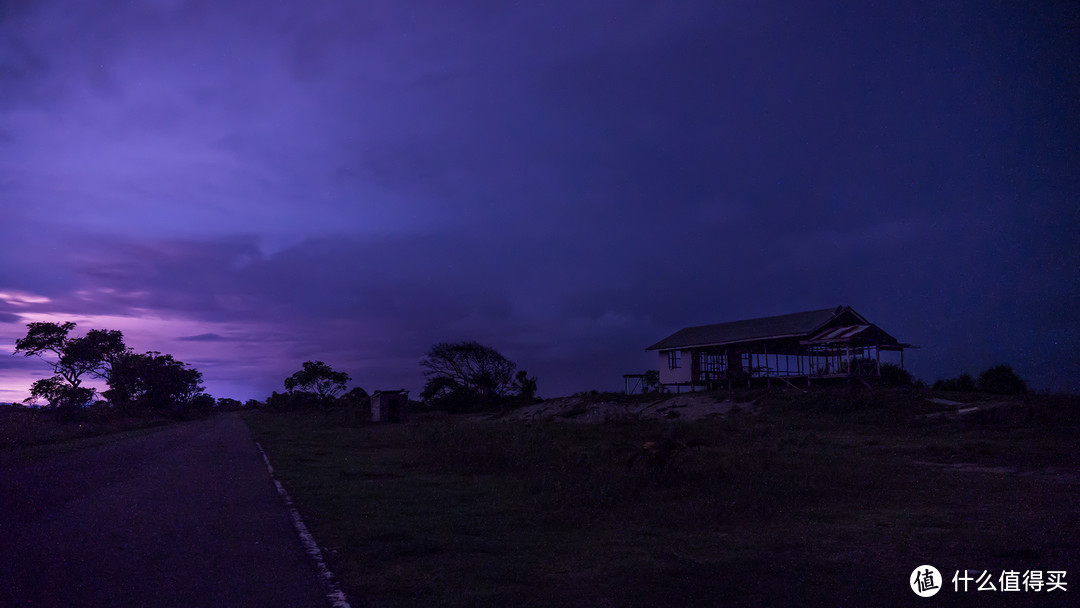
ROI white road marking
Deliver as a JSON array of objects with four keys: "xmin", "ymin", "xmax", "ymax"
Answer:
[{"xmin": 256, "ymin": 442, "xmax": 352, "ymax": 608}]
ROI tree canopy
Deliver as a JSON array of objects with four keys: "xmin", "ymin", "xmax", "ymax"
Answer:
[
  {"xmin": 14, "ymin": 322, "xmax": 124, "ymax": 392},
  {"xmin": 15, "ymin": 322, "xmax": 125, "ymax": 413},
  {"xmin": 106, "ymin": 351, "xmax": 209, "ymax": 414},
  {"xmin": 420, "ymin": 341, "xmax": 535, "ymax": 410},
  {"xmin": 284, "ymin": 361, "xmax": 350, "ymax": 401},
  {"xmin": 14, "ymin": 321, "xmax": 212, "ymax": 418}
]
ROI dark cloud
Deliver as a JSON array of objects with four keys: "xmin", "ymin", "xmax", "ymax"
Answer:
[{"xmin": 0, "ymin": 1, "xmax": 1076, "ymax": 398}]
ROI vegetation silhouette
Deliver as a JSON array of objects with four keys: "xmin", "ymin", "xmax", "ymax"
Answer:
[
  {"xmin": 14, "ymin": 321, "xmax": 212, "ymax": 420},
  {"xmin": 977, "ymin": 364, "xmax": 1027, "ymax": 394},
  {"xmin": 420, "ymin": 341, "xmax": 537, "ymax": 411},
  {"xmin": 266, "ymin": 361, "xmax": 364, "ymax": 413},
  {"xmin": 934, "ymin": 365, "xmax": 1028, "ymax": 395},
  {"xmin": 284, "ymin": 360, "xmax": 350, "ymax": 401}
]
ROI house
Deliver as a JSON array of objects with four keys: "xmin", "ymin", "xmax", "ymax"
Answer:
[
  {"xmin": 646, "ymin": 306, "xmax": 912, "ymax": 390},
  {"xmin": 371, "ymin": 389, "xmax": 409, "ymax": 422}
]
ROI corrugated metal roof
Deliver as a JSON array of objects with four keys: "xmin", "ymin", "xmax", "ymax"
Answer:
[
  {"xmin": 804, "ymin": 324, "xmax": 871, "ymax": 343},
  {"xmin": 646, "ymin": 307, "xmax": 846, "ymax": 351}
]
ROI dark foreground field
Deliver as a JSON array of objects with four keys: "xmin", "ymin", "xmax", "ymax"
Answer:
[
  {"xmin": 247, "ymin": 389, "xmax": 1080, "ymax": 607},
  {"xmin": 0, "ymin": 406, "xmax": 175, "ymax": 467}
]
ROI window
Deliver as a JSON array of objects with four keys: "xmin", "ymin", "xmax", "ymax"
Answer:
[
  {"xmin": 666, "ymin": 350, "xmax": 681, "ymax": 369},
  {"xmin": 700, "ymin": 353, "xmax": 726, "ymax": 378}
]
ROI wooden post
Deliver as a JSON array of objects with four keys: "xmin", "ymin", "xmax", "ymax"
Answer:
[{"xmin": 763, "ymin": 344, "xmax": 769, "ymax": 388}]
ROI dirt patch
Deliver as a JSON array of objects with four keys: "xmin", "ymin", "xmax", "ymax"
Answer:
[
  {"xmin": 921, "ymin": 399, "xmax": 1020, "ymax": 419},
  {"xmin": 912, "ymin": 461, "xmax": 1080, "ymax": 484},
  {"xmin": 496, "ymin": 393, "xmax": 750, "ymax": 423}
]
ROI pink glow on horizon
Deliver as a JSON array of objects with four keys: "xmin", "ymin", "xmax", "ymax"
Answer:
[{"xmin": 1, "ymin": 310, "xmax": 296, "ymax": 402}]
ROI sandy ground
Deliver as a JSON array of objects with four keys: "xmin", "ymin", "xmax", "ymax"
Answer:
[
  {"xmin": 497, "ymin": 391, "xmax": 1026, "ymax": 424},
  {"xmin": 497, "ymin": 392, "xmax": 752, "ymax": 423}
]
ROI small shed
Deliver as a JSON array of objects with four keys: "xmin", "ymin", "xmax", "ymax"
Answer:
[{"xmin": 371, "ymin": 389, "xmax": 409, "ymax": 423}]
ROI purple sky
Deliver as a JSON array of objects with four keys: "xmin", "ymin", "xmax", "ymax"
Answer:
[{"xmin": 2, "ymin": 1, "xmax": 1078, "ymax": 402}]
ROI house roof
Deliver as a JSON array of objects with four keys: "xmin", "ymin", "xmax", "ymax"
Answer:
[
  {"xmin": 802, "ymin": 324, "xmax": 872, "ymax": 343},
  {"xmin": 646, "ymin": 306, "xmax": 860, "ymax": 351}
]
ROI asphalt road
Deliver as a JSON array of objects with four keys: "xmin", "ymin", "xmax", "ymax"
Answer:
[{"xmin": 0, "ymin": 414, "xmax": 332, "ymax": 608}]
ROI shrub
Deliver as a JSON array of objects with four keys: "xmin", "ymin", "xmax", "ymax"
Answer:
[
  {"xmin": 977, "ymin": 365, "xmax": 1027, "ymax": 395},
  {"xmin": 335, "ymin": 387, "xmax": 372, "ymax": 422},
  {"xmin": 190, "ymin": 393, "xmax": 216, "ymax": 416},
  {"xmin": 216, "ymin": 398, "xmax": 243, "ymax": 411},
  {"xmin": 878, "ymin": 362, "xmax": 915, "ymax": 386},
  {"xmin": 933, "ymin": 373, "xmax": 976, "ymax": 392},
  {"xmin": 265, "ymin": 390, "xmax": 323, "ymax": 411}
]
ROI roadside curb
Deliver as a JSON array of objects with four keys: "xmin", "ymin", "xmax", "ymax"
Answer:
[{"xmin": 255, "ymin": 442, "xmax": 352, "ymax": 608}]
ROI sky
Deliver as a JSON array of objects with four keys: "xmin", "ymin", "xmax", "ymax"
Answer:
[{"xmin": 1, "ymin": 0, "xmax": 1077, "ymax": 402}]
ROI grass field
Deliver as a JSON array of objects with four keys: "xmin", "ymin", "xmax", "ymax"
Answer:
[
  {"xmin": 0, "ymin": 406, "xmax": 176, "ymax": 467},
  {"xmin": 246, "ymin": 389, "xmax": 1080, "ymax": 607}
]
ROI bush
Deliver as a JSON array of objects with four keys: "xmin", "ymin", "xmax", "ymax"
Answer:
[
  {"xmin": 977, "ymin": 365, "xmax": 1027, "ymax": 395},
  {"xmin": 933, "ymin": 373, "xmax": 976, "ymax": 392},
  {"xmin": 216, "ymin": 398, "xmax": 243, "ymax": 411},
  {"xmin": 190, "ymin": 393, "xmax": 216, "ymax": 416},
  {"xmin": 335, "ymin": 387, "xmax": 372, "ymax": 421},
  {"xmin": 878, "ymin": 363, "xmax": 915, "ymax": 387},
  {"xmin": 265, "ymin": 390, "xmax": 324, "ymax": 411}
]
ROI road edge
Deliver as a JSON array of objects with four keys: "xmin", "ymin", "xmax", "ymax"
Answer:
[{"xmin": 255, "ymin": 442, "xmax": 352, "ymax": 608}]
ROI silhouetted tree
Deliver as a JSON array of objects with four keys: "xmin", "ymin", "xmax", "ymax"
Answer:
[
  {"xmin": 105, "ymin": 351, "xmax": 210, "ymax": 416},
  {"xmin": 977, "ymin": 365, "xmax": 1027, "ymax": 395},
  {"xmin": 284, "ymin": 361, "xmax": 350, "ymax": 402},
  {"xmin": 420, "ymin": 341, "xmax": 518, "ymax": 410},
  {"xmin": 513, "ymin": 370, "xmax": 538, "ymax": 401},
  {"xmin": 26, "ymin": 377, "xmax": 95, "ymax": 413},
  {"xmin": 14, "ymin": 322, "xmax": 127, "ymax": 415},
  {"xmin": 14, "ymin": 321, "xmax": 212, "ymax": 418}
]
